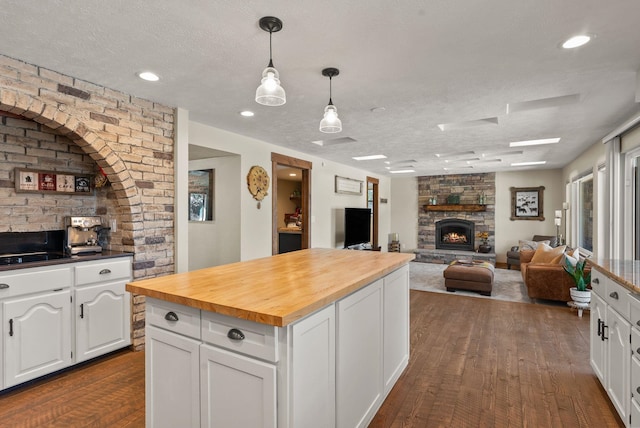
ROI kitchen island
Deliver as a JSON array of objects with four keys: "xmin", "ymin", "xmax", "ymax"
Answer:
[{"xmin": 127, "ymin": 248, "xmax": 414, "ymax": 428}]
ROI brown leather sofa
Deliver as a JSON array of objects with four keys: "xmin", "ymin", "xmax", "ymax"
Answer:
[
  {"xmin": 520, "ymin": 251, "xmax": 590, "ymax": 302},
  {"xmin": 506, "ymin": 235, "xmax": 558, "ymax": 269}
]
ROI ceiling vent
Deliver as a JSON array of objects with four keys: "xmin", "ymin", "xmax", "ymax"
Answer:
[{"xmin": 311, "ymin": 136, "xmax": 357, "ymax": 147}]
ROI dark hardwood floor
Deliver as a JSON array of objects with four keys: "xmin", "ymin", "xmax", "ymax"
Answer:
[{"xmin": 0, "ymin": 290, "xmax": 624, "ymax": 427}]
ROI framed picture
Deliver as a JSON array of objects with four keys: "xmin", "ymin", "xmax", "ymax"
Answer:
[
  {"xmin": 189, "ymin": 192, "xmax": 207, "ymax": 221},
  {"xmin": 335, "ymin": 175, "xmax": 363, "ymax": 195},
  {"xmin": 510, "ymin": 186, "xmax": 545, "ymax": 221}
]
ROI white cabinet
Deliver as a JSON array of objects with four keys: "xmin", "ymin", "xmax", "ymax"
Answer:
[
  {"xmin": 200, "ymin": 344, "xmax": 277, "ymax": 428},
  {"xmin": 383, "ymin": 265, "xmax": 410, "ymax": 395},
  {"xmin": 590, "ymin": 270, "xmax": 633, "ymax": 427},
  {"xmin": 145, "ymin": 265, "xmax": 410, "ymax": 428},
  {"xmin": 3, "ymin": 289, "xmax": 72, "ymax": 388},
  {"xmin": 146, "ymin": 325, "xmax": 200, "ymax": 428},
  {"xmin": 74, "ymin": 258, "xmax": 131, "ymax": 362},
  {"xmin": 336, "ymin": 278, "xmax": 383, "ymax": 428},
  {"xmin": 0, "ymin": 256, "xmax": 132, "ymax": 391}
]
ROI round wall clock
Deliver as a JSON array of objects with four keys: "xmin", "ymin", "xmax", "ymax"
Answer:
[{"xmin": 247, "ymin": 165, "xmax": 270, "ymax": 208}]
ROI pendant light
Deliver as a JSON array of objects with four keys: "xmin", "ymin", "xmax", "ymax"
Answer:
[
  {"xmin": 255, "ymin": 16, "xmax": 286, "ymax": 106},
  {"xmin": 319, "ymin": 67, "xmax": 342, "ymax": 133}
]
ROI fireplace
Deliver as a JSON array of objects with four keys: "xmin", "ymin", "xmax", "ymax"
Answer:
[{"xmin": 435, "ymin": 219, "xmax": 474, "ymax": 251}]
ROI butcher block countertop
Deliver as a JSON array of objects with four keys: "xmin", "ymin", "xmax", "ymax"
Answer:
[
  {"xmin": 126, "ymin": 248, "xmax": 414, "ymax": 327},
  {"xmin": 588, "ymin": 258, "xmax": 640, "ymax": 294}
]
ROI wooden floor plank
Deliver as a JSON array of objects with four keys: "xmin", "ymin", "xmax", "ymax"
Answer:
[{"xmin": 0, "ymin": 289, "xmax": 625, "ymax": 427}]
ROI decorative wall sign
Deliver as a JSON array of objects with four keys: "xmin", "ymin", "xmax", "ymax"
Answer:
[
  {"xmin": 335, "ymin": 175, "xmax": 363, "ymax": 195},
  {"xmin": 15, "ymin": 168, "xmax": 94, "ymax": 195},
  {"xmin": 247, "ymin": 165, "xmax": 270, "ymax": 209},
  {"xmin": 510, "ymin": 186, "xmax": 545, "ymax": 221}
]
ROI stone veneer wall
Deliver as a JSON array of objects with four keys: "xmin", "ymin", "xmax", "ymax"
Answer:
[
  {"xmin": 0, "ymin": 54, "xmax": 175, "ymax": 350},
  {"xmin": 418, "ymin": 173, "xmax": 495, "ymax": 250}
]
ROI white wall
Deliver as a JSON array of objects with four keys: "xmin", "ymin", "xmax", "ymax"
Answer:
[
  {"xmin": 390, "ymin": 177, "xmax": 418, "ymax": 251},
  {"xmin": 188, "ymin": 155, "xmax": 241, "ymax": 270},
  {"xmin": 494, "ymin": 169, "xmax": 564, "ymax": 263},
  {"xmin": 187, "ymin": 121, "xmax": 392, "ymax": 261}
]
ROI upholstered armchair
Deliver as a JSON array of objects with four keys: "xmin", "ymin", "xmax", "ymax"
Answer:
[{"xmin": 506, "ymin": 235, "xmax": 558, "ymax": 269}]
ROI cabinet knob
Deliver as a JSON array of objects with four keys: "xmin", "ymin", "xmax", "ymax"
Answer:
[
  {"xmin": 637, "ymin": 347, "xmax": 640, "ymax": 354},
  {"xmin": 0, "ymin": 283, "xmax": 9, "ymax": 289},
  {"xmin": 637, "ymin": 386, "xmax": 640, "ymax": 394},
  {"xmin": 592, "ymin": 278, "xmax": 599, "ymax": 284},
  {"xmin": 164, "ymin": 311, "xmax": 179, "ymax": 322},
  {"xmin": 227, "ymin": 328, "xmax": 245, "ymax": 341},
  {"xmin": 609, "ymin": 291, "xmax": 618, "ymax": 300},
  {"xmin": 637, "ymin": 320, "xmax": 640, "ymax": 327},
  {"xmin": 99, "ymin": 269, "xmax": 112, "ymax": 275}
]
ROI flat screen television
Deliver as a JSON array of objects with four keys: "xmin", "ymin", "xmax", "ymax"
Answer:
[{"xmin": 344, "ymin": 207, "xmax": 371, "ymax": 248}]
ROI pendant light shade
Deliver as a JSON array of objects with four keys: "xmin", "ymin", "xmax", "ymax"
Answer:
[
  {"xmin": 319, "ymin": 67, "xmax": 342, "ymax": 133},
  {"xmin": 255, "ymin": 17, "xmax": 286, "ymax": 106}
]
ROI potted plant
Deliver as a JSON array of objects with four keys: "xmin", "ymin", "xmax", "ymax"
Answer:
[
  {"xmin": 476, "ymin": 231, "xmax": 491, "ymax": 253},
  {"xmin": 563, "ymin": 257, "xmax": 591, "ymax": 303}
]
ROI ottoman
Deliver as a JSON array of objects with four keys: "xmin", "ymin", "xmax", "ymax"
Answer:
[{"xmin": 443, "ymin": 260, "xmax": 495, "ymax": 296}]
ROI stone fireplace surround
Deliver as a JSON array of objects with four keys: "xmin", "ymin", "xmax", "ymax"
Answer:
[{"xmin": 416, "ymin": 173, "xmax": 495, "ymax": 263}]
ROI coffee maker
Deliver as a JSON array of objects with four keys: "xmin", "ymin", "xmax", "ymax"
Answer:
[{"xmin": 64, "ymin": 216, "xmax": 103, "ymax": 255}]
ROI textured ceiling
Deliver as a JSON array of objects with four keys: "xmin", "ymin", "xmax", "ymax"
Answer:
[{"xmin": 1, "ymin": 1, "xmax": 639, "ymax": 176}]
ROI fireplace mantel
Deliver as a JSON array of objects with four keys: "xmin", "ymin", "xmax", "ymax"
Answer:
[{"xmin": 424, "ymin": 204, "xmax": 487, "ymax": 212}]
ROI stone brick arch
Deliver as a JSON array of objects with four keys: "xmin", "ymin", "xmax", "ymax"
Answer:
[{"xmin": 0, "ymin": 89, "xmax": 142, "ymax": 249}]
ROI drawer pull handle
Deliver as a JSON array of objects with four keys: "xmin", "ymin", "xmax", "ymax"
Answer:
[
  {"xmin": 592, "ymin": 278, "xmax": 599, "ymax": 284},
  {"xmin": 602, "ymin": 325, "xmax": 608, "ymax": 341},
  {"xmin": 164, "ymin": 311, "xmax": 179, "ymax": 322},
  {"xmin": 637, "ymin": 320, "xmax": 640, "ymax": 327},
  {"xmin": 99, "ymin": 269, "xmax": 111, "ymax": 275},
  {"xmin": 637, "ymin": 347, "xmax": 640, "ymax": 354},
  {"xmin": 227, "ymin": 328, "xmax": 245, "ymax": 341},
  {"xmin": 638, "ymin": 387, "xmax": 640, "ymax": 394},
  {"xmin": 0, "ymin": 283, "xmax": 9, "ymax": 289},
  {"xmin": 609, "ymin": 291, "xmax": 619, "ymax": 300}
]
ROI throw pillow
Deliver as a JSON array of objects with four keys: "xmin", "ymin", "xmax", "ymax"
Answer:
[
  {"xmin": 519, "ymin": 249, "xmax": 535, "ymax": 264},
  {"xmin": 531, "ymin": 243, "xmax": 567, "ymax": 264},
  {"xmin": 563, "ymin": 247, "xmax": 581, "ymax": 267},
  {"xmin": 519, "ymin": 239, "xmax": 550, "ymax": 251}
]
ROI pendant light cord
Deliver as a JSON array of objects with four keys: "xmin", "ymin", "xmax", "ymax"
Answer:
[
  {"xmin": 268, "ymin": 31, "xmax": 274, "ymax": 68},
  {"xmin": 328, "ymin": 76, "xmax": 334, "ymax": 106}
]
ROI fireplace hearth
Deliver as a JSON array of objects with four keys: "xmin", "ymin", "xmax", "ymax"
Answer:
[{"xmin": 435, "ymin": 219, "xmax": 474, "ymax": 251}]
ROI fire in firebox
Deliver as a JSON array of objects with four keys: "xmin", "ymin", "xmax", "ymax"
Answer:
[{"xmin": 443, "ymin": 232, "xmax": 468, "ymax": 243}]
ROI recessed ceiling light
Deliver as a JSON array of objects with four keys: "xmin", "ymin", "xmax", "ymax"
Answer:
[
  {"xmin": 562, "ymin": 35, "xmax": 591, "ymax": 49},
  {"xmin": 352, "ymin": 154, "xmax": 387, "ymax": 161},
  {"xmin": 509, "ymin": 138, "xmax": 560, "ymax": 147},
  {"xmin": 389, "ymin": 169, "xmax": 415, "ymax": 174},
  {"xmin": 511, "ymin": 161, "xmax": 547, "ymax": 166},
  {"xmin": 289, "ymin": 173, "xmax": 297, "ymax": 177},
  {"xmin": 240, "ymin": 110, "xmax": 255, "ymax": 117},
  {"xmin": 370, "ymin": 107, "xmax": 386, "ymax": 113},
  {"xmin": 137, "ymin": 71, "xmax": 160, "ymax": 82}
]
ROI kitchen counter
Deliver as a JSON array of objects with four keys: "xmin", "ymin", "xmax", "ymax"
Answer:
[
  {"xmin": 277, "ymin": 227, "xmax": 302, "ymax": 233},
  {"xmin": 588, "ymin": 258, "xmax": 640, "ymax": 294},
  {"xmin": 0, "ymin": 250, "xmax": 134, "ymax": 272},
  {"xmin": 127, "ymin": 248, "xmax": 415, "ymax": 327}
]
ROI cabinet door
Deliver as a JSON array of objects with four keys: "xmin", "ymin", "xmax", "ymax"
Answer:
[
  {"xmin": 336, "ymin": 279, "xmax": 383, "ymax": 428},
  {"xmin": 290, "ymin": 304, "xmax": 335, "ymax": 428},
  {"xmin": 75, "ymin": 282, "xmax": 131, "ymax": 362},
  {"xmin": 590, "ymin": 291, "xmax": 607, "ymax": 382},
  {"xmin": 146, "ymin": 325, "xmax": 200, "ymax": 428},
  {"xmin": 606, "ymin": 305, "xmax": 630, "ymax": 423},
  {"xmin": 3, "ymin": 290, "xmax": 72, "ymax": 388},
  {"xmin": 383, "ymin": 265, "xmax": 409, "ymax": 396},
  {"xmin": 200, "ymin": 344, "xmax": 276, "ymax": 428}
]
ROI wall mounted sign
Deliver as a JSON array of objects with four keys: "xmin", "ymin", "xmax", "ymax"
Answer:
[
  {"xmin": 335, "ymin": 175, "xmax": 363, "ymax": 195},
  {"xmin": 510, "ymin": 186, "xmax": 545, "ymax": 221},
  {"xmin": 15, "ymin": 168, "xmax": 93, "ymax": 195}
]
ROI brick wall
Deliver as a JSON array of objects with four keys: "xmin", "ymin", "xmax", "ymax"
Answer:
[
  {"xmin": 0, "ymin": 54, "xmax": 175, "ymax": 350},
  {"xmin": 418, "ymin": 173, "xmax": 495, "ymax": 249}
]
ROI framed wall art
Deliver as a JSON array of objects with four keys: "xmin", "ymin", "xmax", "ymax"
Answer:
[
  {"xmin": 510, "ymin": 186, "xmax": 545, "ymax": 221},
  {"xmin": 335, "ymin": 175, "xmax": 363, "ymax": 195},
  {"xmin": 14, "ymin": 168, "xmax": 93, "ymax": 195}
]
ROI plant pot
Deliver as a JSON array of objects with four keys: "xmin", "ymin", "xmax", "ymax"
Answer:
[
  {"xmin": 570, "ymin": 287, "xmax": 591, "ymax": 304},
  {"xmin": 478, "ymin": 244, "xmax": 492, "ymax": 253}
]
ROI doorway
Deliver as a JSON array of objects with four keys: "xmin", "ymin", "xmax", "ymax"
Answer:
[
  {"xmin": 367, "ymin": 176, "xmax": 380, "ymax": 250},
  {"xmin": 271, "ymin": 153, "xmax": 312, "ymax": 255}
]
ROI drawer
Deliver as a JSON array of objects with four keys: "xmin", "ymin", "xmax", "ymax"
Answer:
[
  {"xmin": 201, "ymin": 311, "xmax": 279, "ymax": 363},
  {"xmin": 590, "ymin": 270, "xmax": 606, "ymax": 297},
  {"xmin": 631, "ymin": 293, "xmax": 640, "ymax": 330},
  {"xmin": 605, "ymin": 279, "xmax": 631, "ymax": 319},
  {"xmin": 146, "ymin": 297, "xmax": 201, "ymax": 340},
  {"xmin": 75, "ymin": 258, "xmax": 131, "ymax": 286},
  {"xmin": 0, "ymin": 266, "xmax": 71, "ymax": 298}
]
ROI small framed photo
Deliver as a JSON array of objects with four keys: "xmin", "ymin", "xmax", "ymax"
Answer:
[
  {"xmin": 510, "ymin": 186, "xmax": 545, "ymax": 221},
  {"xmin": 189, "ymin": 192, "xmax": 207, "ymax": 221}
]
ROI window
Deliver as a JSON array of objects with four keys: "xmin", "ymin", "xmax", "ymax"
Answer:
[
  {"xmin": 569, "ymin": 173, "xmax": 593, "ymax": 252},
  {"xmin": 188, "ymin": 169, "xmax": 214, "ymax": 221}
]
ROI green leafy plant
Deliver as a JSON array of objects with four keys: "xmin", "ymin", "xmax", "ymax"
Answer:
[{"xmin": 563, "ymin": 258, "xmax": 591, "ymax": 291}]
